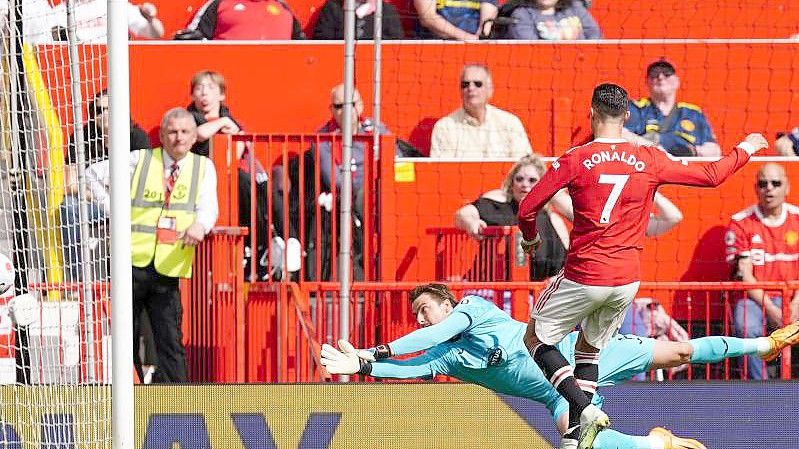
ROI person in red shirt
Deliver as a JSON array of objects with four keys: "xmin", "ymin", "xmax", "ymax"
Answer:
[
  {"xmin": 189, "ymin": 0, "xmax": 305, "ymax": 40},
  {"xmin": 726, "ymin": 162, "xmax": 799, "ymax": 379},
  {"xmin": 516, "ymin": 82, "xmax": 767, "ymax": 449}
]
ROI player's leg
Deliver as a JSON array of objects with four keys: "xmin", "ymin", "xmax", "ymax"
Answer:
[
  {"xmin": 733, "ymin": 297, "xmax": 769, "ymax": 379},
  {"xmin": 526, "ymin": 274, "xmax": 595, "ymax": 443},
  {"xmin": 577, "ymin": 281, "xmax": 639, "ymax": 449},
  {"xmin": 555, "ymin": 406, "xmax": 707, "ymax": 449},
  {"xmin": 649, "ymin": 321, "xmax": 799, "ymax": 370}
]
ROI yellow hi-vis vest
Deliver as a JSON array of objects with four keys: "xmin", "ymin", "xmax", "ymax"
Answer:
[{"xmin": 130, "ymin": 148, "xmax": 206, "ymax": 278}]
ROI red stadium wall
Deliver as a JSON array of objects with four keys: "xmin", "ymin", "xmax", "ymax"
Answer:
[
  {"xmin": 145, "ymin": 0, "xmax": 799, "ymax": 40},
  {"xmin": 38, "ymin": 42, "xmax": 799, "ymax": 314},
  {"xmin": 126, "ymin": 42, "xmax": 799, "ymax": 155}
]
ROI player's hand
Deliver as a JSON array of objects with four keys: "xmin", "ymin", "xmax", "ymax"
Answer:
[
  {"xmin": 520, "ymin": 234, "xmax": 541, "ymax": 254},
  {"xmin": 320, "ymin": 341, "xmax": 361, "ymax": 375},
  {"xmin": 742, "ymin": 133, "xmax": 768, "ymax": 154},
  {"xmin": 466, "ymin": 220, "xmax": 487, "ymax": 240}
]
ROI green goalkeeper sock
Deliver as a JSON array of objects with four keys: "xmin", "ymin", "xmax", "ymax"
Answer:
[{"xmin": 689, "ymin": 336, "xmax": 768, "ymax": 363}]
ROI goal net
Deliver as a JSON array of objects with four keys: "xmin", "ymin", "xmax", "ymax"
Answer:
[{"xmin": 0, "ymin": 0, "xmax": 112, "ymax": 447}]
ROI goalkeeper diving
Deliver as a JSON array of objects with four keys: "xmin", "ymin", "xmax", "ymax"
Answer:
[{"xmin": 321, "ymin": 283, "xmax": 799, "ymax": 449}]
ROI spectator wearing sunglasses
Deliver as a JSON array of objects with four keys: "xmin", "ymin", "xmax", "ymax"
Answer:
[
  {"xmin": 726, "ymin": 162, "xmax": 799, "ymax": 379},
  {"xmin": 455, "ymin": 154, "xmax": 569, "ymax": 280},
  {"xmin": 288, "ymin": 84, "xmax": 393, "ymax": 281},
  {"xmin": 430, "ymin": 64, "xmax": 532, "ymax": 158},
  {"xmin": 623, "ymin": 59, "xmax": 721, "ymax": 157}
]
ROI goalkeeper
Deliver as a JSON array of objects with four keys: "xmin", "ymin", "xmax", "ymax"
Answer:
[{"xmin": 322, "ymin": 283, "xmax": 799, "ymax": 449}]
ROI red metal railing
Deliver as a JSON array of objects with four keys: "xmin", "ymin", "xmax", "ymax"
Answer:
[
  {"xmin": 210, "ymin": 133, "xmax": 393, "ymax": 283},
  {"xmin": 259, "ymin": 281, "xmax": 796, "ymax": 382},
  {"xmin": 426, "ymin": 226, "xmax": 529, "ymax": 283},
  {"xmin": 182, "ymin": 226, "xmax": 248, "ymax": 382}
]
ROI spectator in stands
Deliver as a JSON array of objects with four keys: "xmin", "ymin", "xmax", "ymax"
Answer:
[
  {"xmin": 186, "ymin": 70, "xmax": 298, "ymax": 281},
  {"xmin": 0, "ymin": 0, "xmax": 164, "ymax": 42},
  {"xmin": 186, "ymin": 0, "xmax": 304, "ymax": 40},
  {"xmin": 503, "ymin": 0, "xmax": 601, "ymax": 40},
  {"xmin": 455, "ymin": 154, "xmax": 569, "ymax": 280},
  {"xmin": 726, "ymin": 162, "xmax": 799, "ymax": 379},
  {"xmin": 289, "ymin": 83, "xmax": 390, "ymax": 281},
  {"xmin": 775, "ymin": 128, "xmax": 799, "ymax": 156},
  {"xmin": 313, "ymin": 0, "xmax": 404, "ymax": 39},
  {"xmin": 60, "ymin": 89, "xmax": 150, "ymax": 281},
  {"xmin": 414, "ymin": 0, "xmax": 497, "ymax": 40},
  {"xmin": 130, "ymin": 107, "xmax": 218, "ymax": 383},
  {"xmin": 430, "ymin": 64, "xmax": 532, "ymax": 158},
  {"xmin": 623, "ymin": 59, "xmax": 721, "ymax": 157}
]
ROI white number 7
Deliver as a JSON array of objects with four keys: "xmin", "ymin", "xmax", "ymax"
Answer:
[{"xmin": 598, "ymin": 174, "xmax": 630, "ymax": 224}]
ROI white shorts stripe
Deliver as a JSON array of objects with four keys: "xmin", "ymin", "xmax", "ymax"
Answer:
[{"xmin": 535, "ymin": 271, "xmax": 565, "ymax": 313}]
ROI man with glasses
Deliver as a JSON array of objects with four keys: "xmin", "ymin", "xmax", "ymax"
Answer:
[
  {"xmin": 726, "ymin": 162, "xmax": 799, "ymax": 379},
  {"xmin": 430, "ymin": 64, "xmax": 532, "ymax": 158},
  {"xmin": 290, "ymin": 84, "xmax": 394, "ymax": 281},
  {"xmin": 623, "ymin": 59, "xmax": 721, "ymax": 157}
]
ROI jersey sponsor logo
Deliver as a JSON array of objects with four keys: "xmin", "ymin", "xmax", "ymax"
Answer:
[
  {"xmin": 487, "ymin": 347, "xmax": 505, "ymax": 366},
  {"xmin": 725, "ymin": 230, "xmax": 736, "ymax": 246},
  {"xmin": 551, "ymin": 160, "xmax": 560, "ymax": 170},
  {"xmin": 680, "ymin": 119, "xmax": 695, "ymax": 132},
  {"xmin": 752, "ymin": 234, "xmax": 763, "ymax": 244},
  {"xmin": 581, "ymin": 150, "xmax": 646, "ymax": 172},
  {"xmin": 786, "ymin": 231, "xmax": 799, "ymax": 246}
]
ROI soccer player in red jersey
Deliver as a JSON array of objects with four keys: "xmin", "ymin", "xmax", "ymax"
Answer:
[{"xmin": 516, "ymin": 82, "xmax": 767, "ymax": 449}]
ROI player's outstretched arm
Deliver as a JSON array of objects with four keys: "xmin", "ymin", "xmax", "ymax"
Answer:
[
  {"xmin": 364, "ymin": 311, "xmax": 472, "ymax": 359},
  {"xmin": 321, "ymin": 339, "xmax": 442, "ymax": 378},
  {"xmin": 656, "ymin": 133, "xmax": 768, "ymax": 187}
]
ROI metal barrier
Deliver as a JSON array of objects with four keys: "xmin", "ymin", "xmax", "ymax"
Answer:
[
  {"xmin": 210, "ymin": 133, "xmax": 394, "ymax": 283},
  {"xmin": 181, "ymin": 226, "xmax": 248, "ymax": 382},
  {"xmin": 426, "ymin": 226, "xmax": 529, "ymax": 283}
]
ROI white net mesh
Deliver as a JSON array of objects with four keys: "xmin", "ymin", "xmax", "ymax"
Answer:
[{"xmin": 0, "ymin": 1, "xmax": 111, "ymax": 447}]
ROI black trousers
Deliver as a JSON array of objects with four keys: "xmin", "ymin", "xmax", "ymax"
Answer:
[{"xmin": 132, "ymin": 264, "xmax": 187, "ymax": 383}]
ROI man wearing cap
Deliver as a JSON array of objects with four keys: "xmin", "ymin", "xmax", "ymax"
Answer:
[{"xmin": 623, "ymin": 59, "xmax": 721, "ymax": 157}]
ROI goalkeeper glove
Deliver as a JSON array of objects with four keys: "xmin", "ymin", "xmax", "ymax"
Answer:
[{"xmin": 320, "ymin": 339, "xmax": 373, "ymax": 375}]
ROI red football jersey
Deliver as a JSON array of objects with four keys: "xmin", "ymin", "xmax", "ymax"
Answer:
[
  {"xmin": 726, "ymin": 204, "xmax": 799, "ymax": 284},
  {"xmin": 518, "ymin": 138, "xmax": 752, "ymax": 286}
]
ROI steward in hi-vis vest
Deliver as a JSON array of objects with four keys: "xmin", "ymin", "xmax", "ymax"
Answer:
[{"xmin": 130, "ymin": 148, "xmax": 207, "ymax": 278}]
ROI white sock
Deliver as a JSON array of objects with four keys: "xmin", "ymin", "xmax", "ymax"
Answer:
[{"xmin": 755, "ymin": 337, "xmax": 773, "ymax": 355}]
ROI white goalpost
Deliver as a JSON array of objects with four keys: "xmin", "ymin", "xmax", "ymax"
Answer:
[{"xmin": 0, "ymin": 0, "xmax": 133, "ymax": 447}]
